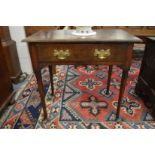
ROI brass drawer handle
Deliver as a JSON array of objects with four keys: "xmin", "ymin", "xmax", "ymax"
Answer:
[
  {"xmin": 53, "ymin": 49, "xmax": 70, "ymax": 60},
  {"xmin": 94, "ymin": 49, "xmax": 111, "ymax": 60}
]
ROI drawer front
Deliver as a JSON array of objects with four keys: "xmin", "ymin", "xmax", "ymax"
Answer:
[{"xmin": 36, "ymin": 43, "xmax": 128, "ymax": 63}]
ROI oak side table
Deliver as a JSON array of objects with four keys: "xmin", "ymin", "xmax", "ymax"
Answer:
[{"xmin": 23, "ymin": 29, "xmax": 141, "ymax": 120}]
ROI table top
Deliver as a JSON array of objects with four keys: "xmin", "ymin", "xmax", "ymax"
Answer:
[
  {"xmin": 147, "ymin": 37, "xmax": 155, "ymax": 41},
  {"xmin": 23, "ymin": 29, "xmax": 142, "ymax": 43}
]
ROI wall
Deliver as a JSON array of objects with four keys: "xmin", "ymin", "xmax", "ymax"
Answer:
[{"xmin": 9, "ymin": 26, "xmax": 33, "ymax": 74}]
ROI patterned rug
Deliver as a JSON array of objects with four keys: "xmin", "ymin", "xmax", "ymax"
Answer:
[{"xmin": 1, "ymin": 59, "xmax": 155, "ymax": 129}]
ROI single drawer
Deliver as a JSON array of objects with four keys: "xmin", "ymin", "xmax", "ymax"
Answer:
[{"xmin": 36, "ymin": 43, "xmax": 129, "ymax": 63}]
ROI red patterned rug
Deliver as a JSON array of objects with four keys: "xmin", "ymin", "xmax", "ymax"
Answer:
[
  {"xmin": 1, "ymin": 59, "xmax": 155, "ymax": 129},
  {"xmin": 36, "ymin": 60, "xmax": 155, "ymax": 128}
]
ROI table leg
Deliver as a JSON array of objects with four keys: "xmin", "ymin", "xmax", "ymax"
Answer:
[
  {"xmin": 74, "ymin": 65, "xmax": 78, "ymax": 69},
  {"xmin": 35, "ymin": 69, "xmax": 47, "ymax": 119},
  {"xmin": 49, "ymin": 64, "xmax": 54, "ymax": 95},
  {"xmin": 116, "ymin": 68, "xmax": 129, "ymax": 120},
  {"xmin": 94, "ymin": 65, "xmax": 99, "ymax": 70},
  {"xmin": 106, "ymin": 65, "xmax": 113, "ymax": 95}
]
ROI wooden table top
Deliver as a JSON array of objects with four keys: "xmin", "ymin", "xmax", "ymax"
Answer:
[
  {"xmin": 23, "ymin": 29, "xmax": 142, "ymax": 43},
  {"xmin": 147, "ymin": 37, "xmax": 155, "ymax": 41}
]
